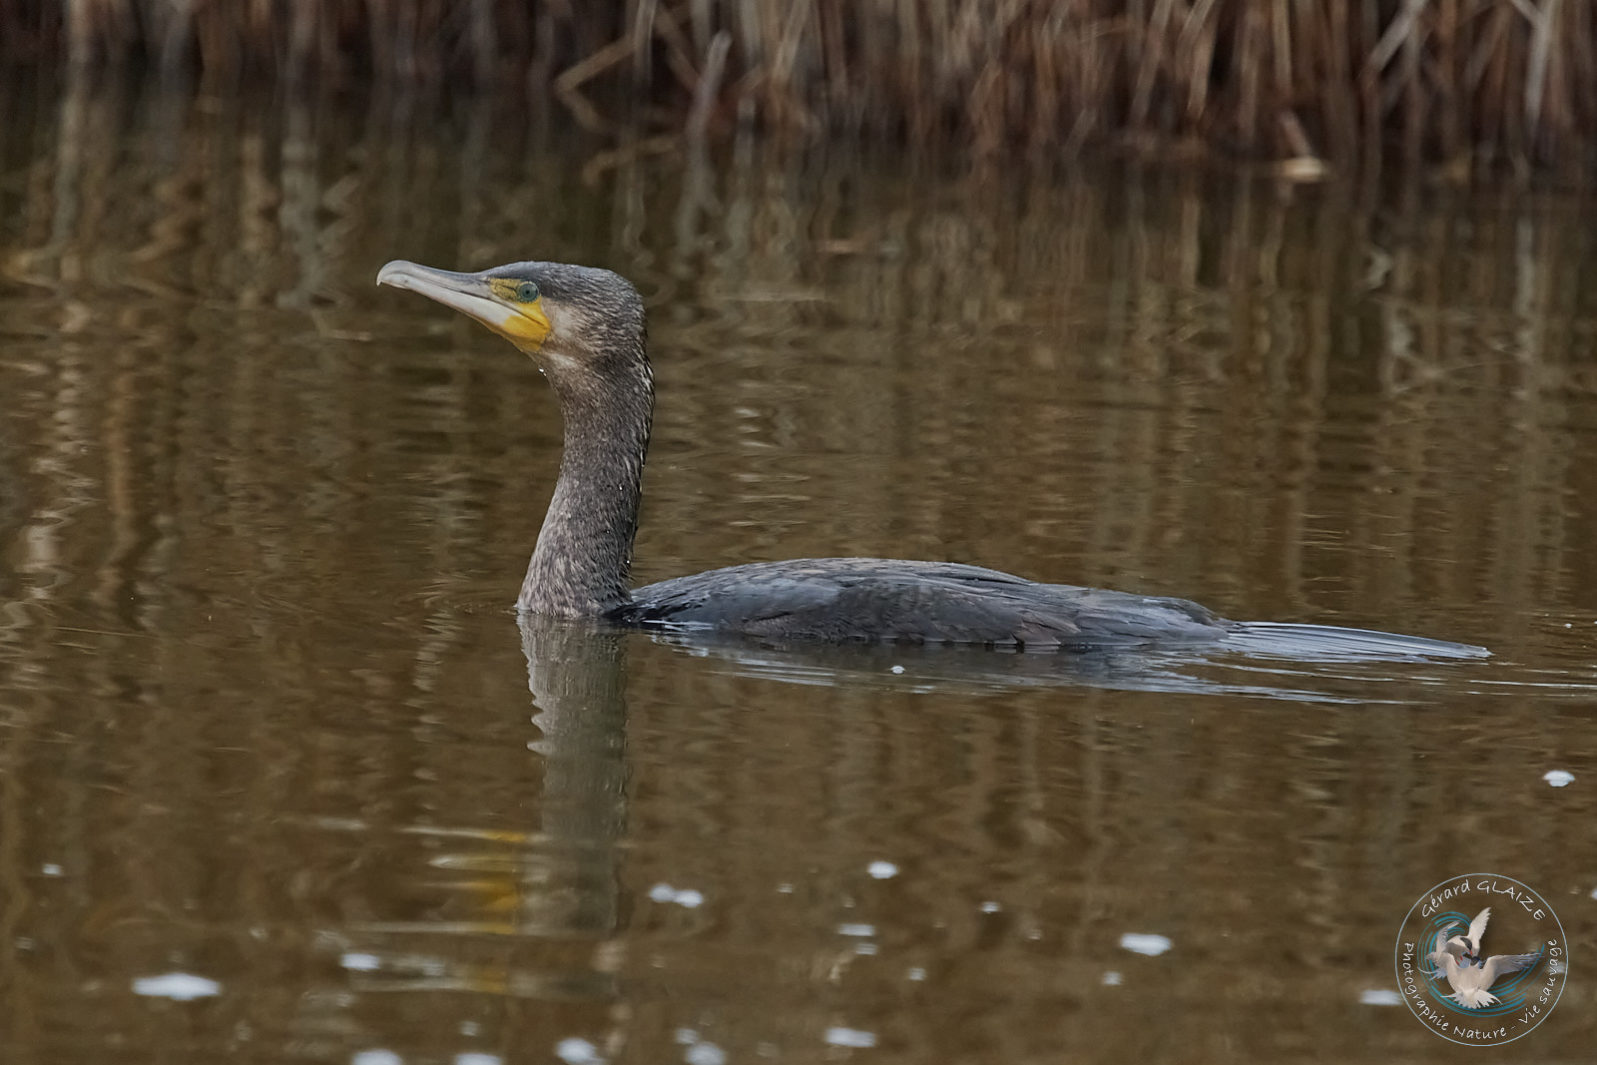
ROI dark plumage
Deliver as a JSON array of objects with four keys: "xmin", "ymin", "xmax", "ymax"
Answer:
[
  {"xmin": 376, "ymin": 258, "xmax": 1488, "ymax": 658},
  {"xmin": 622, "ymin": 560, "xmax": 1231, "ymax": 649}
]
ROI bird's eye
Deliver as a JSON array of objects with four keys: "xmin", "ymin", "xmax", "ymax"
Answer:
[{"xmin": 516, "ymin": 281, "xmax": 540, "ymax": 302}]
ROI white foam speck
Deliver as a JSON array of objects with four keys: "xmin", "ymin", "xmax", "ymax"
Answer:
[
  {"xmin": 685, "ymin": 1043, "xmax": 726, "ymax": 1065},
  {"xmin": 132, "ymin": 973, "xmax": 221, "ymax": 1001},
  {"xmin": 1544, "ymin": 769, "xmax": 1575, "ymax": 787},
  {"xmin": 648, "ymin": 884, "xmax": 705, "ymax": 908},
  {"xmin": 837, "ymin": 923, "xmax": 875, "ymax": 937},
  {"xmin": 1119, "ymin": 933, "xmax": 1173, "ymax": 957},
  {"xmin": 906, "ymin": 967, "xmax": 926, "ymax": 981},
  {"xmin": 41, "ymin": 863, "xmax": 63, "ymax": 876},
  {"xmin": 867, "ymin": 861, "xmax": 898, "ymax": 879},
  {"xmin": 890, "ymin": 665, "xmax": 905, "ymax": 674},
  {"xmin": 674, "ymin": 1029, "xmax": 699, "ymax": 1046},
  {"xmin": 555, "ymin": 1038, "xmax": 604, "ymax": 1065},
  {"xmin": 352, "ymin": 1052, "xmax": 402, "ymax": 1065},
  {"xmin": 1102, "ymin": 970, "xmax": 1123, "ymax": 986},
  {"xmin": 854, "ymin": 942, "xmax": 878, "ymax": 955},
  {"xmin": 776, "ymin": 883, "xmax": 794, "ymax": 894},
  {"xmin": 824, "ymin": 1027, "xmax": 876, "ymax": 1048},
  {"xmin": 455, "ymin": 1055, "xmax": 502, "ymax": 1065},
  {"xmin": 979, "ymin": 901, "xmax": 1001, "ymax": 914},
  {"xmin": 1359, "ymin": 989, "xmax": 1402, "ymax": 1006},
  {"xmin": 341, "ymin": 952, "xmax": 381, "ymax": 972}
]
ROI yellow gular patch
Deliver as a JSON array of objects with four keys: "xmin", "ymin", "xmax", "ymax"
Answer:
[
  {"xmin": 487, "ymin": 279, "xmax": 553, "ymax": 351},
  {"xmin": 500, "ymin": 300, "xmax": 551, "ymax": 349}
]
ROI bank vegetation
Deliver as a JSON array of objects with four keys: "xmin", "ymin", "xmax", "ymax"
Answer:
[{"xmin": 3, "ymin": 1, "xmax": 1592, "ymax": 171}]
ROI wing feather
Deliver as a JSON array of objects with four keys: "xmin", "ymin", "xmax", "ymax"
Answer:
[
  {"xmin": 628, "ymin": 559, "xmax": 1229, "ymax": 648},
  {"xmin": 1481, "ymin": 952, "xmax": 1542, "ymax": 982},
  {"xmin": 1466, "ymin": 907, "xmax": 1492, "ymax": 951}
]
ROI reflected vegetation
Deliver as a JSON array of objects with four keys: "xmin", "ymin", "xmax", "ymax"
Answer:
[{"xmin": 1, "ymin": 73, "xmax": 1596, "ymax": 1063}]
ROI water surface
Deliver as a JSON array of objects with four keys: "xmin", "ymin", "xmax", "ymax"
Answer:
[{"xmin": 2, "ymin": 78, "xmax": 1596, "ymax": 1063}]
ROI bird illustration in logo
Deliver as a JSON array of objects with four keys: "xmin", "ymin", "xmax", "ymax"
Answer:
[
  {"xmin": 1445, "ymin": 907, "xmax": 1492, "ymax": 963},
  {"xmin": 1427, "ymin": 907, "xmax": 1543, "ymax": 1009}
]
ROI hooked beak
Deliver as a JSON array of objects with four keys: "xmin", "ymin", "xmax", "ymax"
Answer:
[{"xmin": 376, "ymin": 260, "xmax": 551, "ymax": 352}]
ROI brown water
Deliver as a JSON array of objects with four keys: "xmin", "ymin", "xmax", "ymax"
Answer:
[{"xmin": 2, "ymin": 76, "xmax": 1596, "ymax": 1064}]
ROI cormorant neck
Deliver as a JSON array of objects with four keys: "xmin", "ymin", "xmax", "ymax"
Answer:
[{"xmin": 519, "ymin": 359, "xmax": 652, "ymax": 617}]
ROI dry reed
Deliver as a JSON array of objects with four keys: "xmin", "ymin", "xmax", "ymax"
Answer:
[{"xmin": 2, "ymin": 2, "xmax": 1595, "ymax": 170}]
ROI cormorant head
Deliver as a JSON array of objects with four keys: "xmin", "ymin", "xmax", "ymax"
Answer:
[{"xmin": 376, "ymin": 259, "xmax": 647, "ymax": 376}]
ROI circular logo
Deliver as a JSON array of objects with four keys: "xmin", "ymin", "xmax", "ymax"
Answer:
[{"xmin": 1394, "ymin": 873, "xmax": 1567, "ymax": 1045}]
